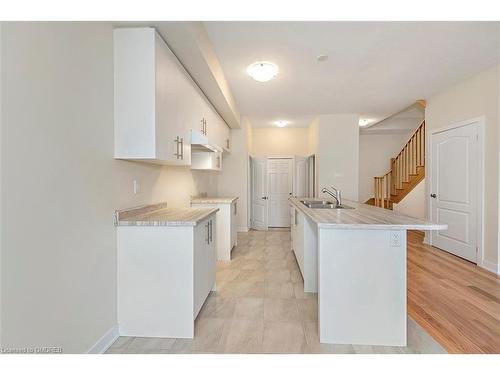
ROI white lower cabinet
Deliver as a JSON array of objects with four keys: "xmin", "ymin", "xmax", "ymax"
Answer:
[
  {"xmin": 290, "ymin": 205, "xmax": 318, "ymax": 292},
  {"xmin": 191, "ymin": 200, "xmax": 238, "ymax": 261},
  {"xmin": 117, "ymin": 214, "xmax": 216, "ymax": 338}
]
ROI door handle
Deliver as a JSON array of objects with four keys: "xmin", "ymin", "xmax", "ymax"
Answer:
[
  {"xmin": 209, "ymin": 220, "xmax": 213, "ymax": 243},
  {"xmin": 430, "ymin": 194, "xmax": 437, "ymax": 198},
  {"xmin": 261, "ymin": 196, "xmax": 268, "ymax": 200},
  {"xmin": 180, "ymin": 137, "xmax": 184, "ymax": 160}
]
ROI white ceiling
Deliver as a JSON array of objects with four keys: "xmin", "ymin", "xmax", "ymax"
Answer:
[{"xmin": 204, "ymin": 21, "xmax": 500, "ymax": 128}]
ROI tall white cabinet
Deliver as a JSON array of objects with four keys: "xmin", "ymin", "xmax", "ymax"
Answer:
[{"xmin": 114, "ymin": 27, "xmax": 231, "ymax": 165}]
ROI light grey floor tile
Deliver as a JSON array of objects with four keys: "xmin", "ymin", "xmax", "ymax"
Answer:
[
  {"xmin": 123, "ymin": 337, "xmax": 176, "ymax": 353},
  {"xmin": 297, "ymin": 299, "xmax": 318, "ymax": 322},
  {"xmin": 264, "ymin": 298, "xmax": 300, "ymax": 322},
  {"xmin": 233, "ymin": 297, "xmax": 264, "ymax": 319},
  {"xmin": 171, "ymin": 318, "xmax": 225, "ymax": 353},
  {"xmin": 265, "ymin": 281, "xmax": 295, "ymax": 299},
  {"xmin": 262, "ymin": 321, "xmax": 308, "ymax": 353},
  {"xmin": 197, "ymin": 296, "xmax": 236, "ymax": 319},
  {"xmin": 218, "ymin": 319, "xmax": 264, "ymax": 353},
  {"xmin": 106, "ymin": 336, "xmax": 134, "ymax": 353}
]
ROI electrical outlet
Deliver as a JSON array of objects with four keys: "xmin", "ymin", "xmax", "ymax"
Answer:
[
  {"xmin": 133, "ymin": 179, "xmax": 141, "ymax": 194},
  {"xmin": 390, "ymin": 231, "xmax": 401, "ymax": 247}
]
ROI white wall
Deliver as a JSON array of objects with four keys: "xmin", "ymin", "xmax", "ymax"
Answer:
[
  {"xmin": 426, "ymin": 64, "xmax": 500, "ymax": 272},
  {"xmin": 250, "ymin": 127, "xmax": 310, "ymax": 157},
  {"xmin": 392, "ymin": 179, "xmax": 426, "ymax": 219},
  {"xmin": 217, "ymin": 117, "xmax": 250, "ymax": 231},
  {"xmin": 358, "ymin": 133, "xmax": 411, "ymax": 202},
  {"xmin": 0, "ymin": 22, "xmax": 218, "ymax": 353},
  {"xmin": 316, "ymin": 114, "xmax": 360, "ymax": 201}
]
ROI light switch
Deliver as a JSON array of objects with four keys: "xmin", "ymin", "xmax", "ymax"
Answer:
[
  {"xmin": 133, "ymin": 179, "xmax": 141, "ymax": 194},
  {"xmin": 390, "ymin": 231, "xmax": 401, "ymax": 247}
]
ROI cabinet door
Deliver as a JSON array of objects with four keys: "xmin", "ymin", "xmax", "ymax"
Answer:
[
  {"xmin": 222, "ymin": 123, "xmax": 231, "ymax": 152},
  {"xmin": 154, "ymin": 32, "xmax": 181, "ymax": 164},
  {"xmin": 207, "ymin": 217, "xmax": 217, "ymax": 292},
  {"xmin": 193, "ymin": 218, "xmax": 209, "ymax": 318},
  {"xmin": 295, "ymin": 211, "xmax": 305, "ymax": 277},
  {"xmin": 230, "ymin": 202, "xmax": 237, "ymax": 247}
]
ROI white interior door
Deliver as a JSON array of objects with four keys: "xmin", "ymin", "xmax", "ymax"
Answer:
[
  {"xmin": 268, "ymin": 158, "xmax": 293, "ymax": 227},
  {"xmin": 251, "ymin": 157, "xmax": 268, "ymax": 230},
  {"xmin": 430, "ymin": 122, "xmax": 479, "ymax": 263}
]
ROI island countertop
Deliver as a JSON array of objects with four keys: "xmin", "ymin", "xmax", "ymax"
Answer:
[
  {"xmin": 289, "ymin": 197, "xmax": 447, "ymax": 230},
  {"xmin": 115, "ymin": 202, "xmax": 219, "ymax": 227}
]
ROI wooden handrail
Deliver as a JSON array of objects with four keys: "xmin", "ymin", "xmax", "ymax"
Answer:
[{"xmin": 373, "ymin": 120, "xmax": 425, "ymax": 208}]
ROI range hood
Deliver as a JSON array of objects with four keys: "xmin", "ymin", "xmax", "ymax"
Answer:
[{"xmin": 191, "ymin": 130, "xmax": 222, "ymax": 152}]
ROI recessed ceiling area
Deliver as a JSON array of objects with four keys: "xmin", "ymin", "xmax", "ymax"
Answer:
[{"xmin": 204, "ymin": 21, "xmax": 500, "ymax": 128}]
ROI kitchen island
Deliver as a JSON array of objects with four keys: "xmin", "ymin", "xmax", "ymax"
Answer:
[{"xmin": 289, "ymin": 197, "xmax": 446, "ymax": 347}]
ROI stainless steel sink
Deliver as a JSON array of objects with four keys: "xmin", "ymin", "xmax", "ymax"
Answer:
[{"xmin": 300, "ymin": 200, "xmax": 354, "ymax": 210}]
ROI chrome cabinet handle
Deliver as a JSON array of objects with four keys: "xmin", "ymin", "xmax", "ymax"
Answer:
[
  {"xmin": 180, "ymin": 137, "xmax": 184, "ymax": 160},
  {"xmin": 430, "ymin": 194, "xmax": 437, "ymax": 198},
  {"xmin": 206, "ymin": 222, "xmax": 210, "ymax": 244},
  {"xmin": 234, "ymin": 202, "xmax": 237, "ymax": 215},
  {"xmin": 174, "ymin": 136, "xmax": 180, "ymax": 159},
  {"xmin": 209, "ymin": 220, "xmax": 213, "ymax": 243},
  {"xmin": 261, "ymin": 196, "xmax": 268, "ymax": 200},
  {"xmin": 295, "ymin": 210, "xmax": 298, "ymax": 225}
]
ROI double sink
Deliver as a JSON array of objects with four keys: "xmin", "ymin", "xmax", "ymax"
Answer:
[{"xmin": 300, "ymin": 200, "xmax": 354, "ymax": 210}]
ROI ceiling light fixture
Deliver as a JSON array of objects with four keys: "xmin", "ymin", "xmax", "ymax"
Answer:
[
  {"xmin": 246, "ymin": 61, "xmax": 279, "ymax": 82},
  {"xmin": 317, "ymin": 54, "xmax": 329, "ymax": 62},
  {"xmin": 275, "ymin": 120, "xmax": 289, "ymax": 128}
]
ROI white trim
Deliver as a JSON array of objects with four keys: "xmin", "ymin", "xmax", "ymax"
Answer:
[
  {"xmin": 482, "ymin": 259, "xmax": 500, "ymax": 275},
  {"xmin": 86, "ymin": 325, "xmax": 119, "ymax": 354},
  {"xmin": 237, "ymin": 226, "xmax": 249, "ymax": 232},
  {"xmin": 427, "ymin": 116, "xmax": 485, "ymax": 268}
]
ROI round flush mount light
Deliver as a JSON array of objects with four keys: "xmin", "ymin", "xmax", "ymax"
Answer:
[
  {"xmin": 317, "ymin": 54, "xmax": 329, "ymax": 62},
  {"xmin": 275, "ymin": 120, "xmax": 289, "ymax": 128},
  {"xmin": 246, "ymin": 61, "xmax": 279, "ymax": 82},
  {"xmin": 359, "ymin": 118, "xmax": 374, "ymax": 127}
]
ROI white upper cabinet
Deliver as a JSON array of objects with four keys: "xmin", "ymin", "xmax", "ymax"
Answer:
[
  {"xmin": 114, "ymin": 27, "xmax": 232, "ymax": 165},
  {"xmin": 114, "ymin": 27, "xmax": 191, "ymax": 165}
]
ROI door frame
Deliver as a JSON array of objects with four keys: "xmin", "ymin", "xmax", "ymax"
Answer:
[
  {"xmin": 427, "ymin": 116, "xmax": 484, "ymax": 267},
  {"xmin": 250, "ymin": 156, "xmax": 295, "ymax": 230}
]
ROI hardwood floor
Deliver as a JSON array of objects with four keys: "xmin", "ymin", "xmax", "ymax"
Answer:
[{"xmin": 407, "ymin": 231, "xmax": 500, "ymax": 353}]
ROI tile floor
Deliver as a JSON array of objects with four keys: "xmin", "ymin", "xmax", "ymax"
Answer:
[{"xmin": 106, "ymin": 229, "xmax": 446, "ymax": 354}]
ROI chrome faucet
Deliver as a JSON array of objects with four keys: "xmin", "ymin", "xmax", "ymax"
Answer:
[{"xmin": 321, "ymin": 187, "xmax": 342, "ymax": 207}]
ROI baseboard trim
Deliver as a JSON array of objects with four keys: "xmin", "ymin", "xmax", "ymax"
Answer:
[
  {"xmin": 87, "ymin": 324, "xmax": 119, "ymax": 354},
  {"xmin": 481, "ymin": 259, "xmax": 500, "ymax": 275},
  {"xmin": 237, "ymin": 227, "xmax": 249, "ymax": 232}
]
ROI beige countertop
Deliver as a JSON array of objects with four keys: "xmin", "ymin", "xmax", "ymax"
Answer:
[
  {"xmin": 289, "ymin": 197, "xmax": 447, "ymax": 230},
  {"xmin": 115, "ymin": 202, "xmax": 218, "ymax": 227},
  {"xmin": 191, "ymin": 197, "xmax": 239, "ymax": 204}
]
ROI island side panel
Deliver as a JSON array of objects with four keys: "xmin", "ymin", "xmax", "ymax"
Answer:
[
  {"xmin": 318, "ymin": 228, "xmax": 407, "ymax": 346},
  {"xmin": 118, "ymin": 225, "xmax": 194, "ymax": 338}
]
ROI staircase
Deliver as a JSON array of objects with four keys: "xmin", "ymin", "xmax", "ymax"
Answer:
[{"xmin": 367, "ymin": 120, "xmax": 425, "ymax": 209}]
